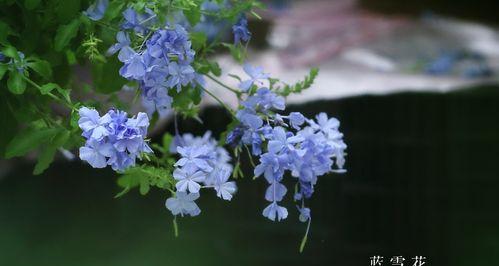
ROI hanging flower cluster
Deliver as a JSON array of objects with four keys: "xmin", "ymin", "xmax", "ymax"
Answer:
[
  {"xmin": 1, "ymin": 0, "xmax": 347, "ymax": 252},
  {"xmin": 107, "ymin": 8, "xmax": 200, "ymax": 116},
  {"xmin": 78, "ymin": 107, "xmax": 152, "ymax": 172},
  {"xmin": 79, "ymin": 0, "xmax": 347, "ymax": 249},
  {"xmin": 228, "ymin": 64, "xmax": 347, "ymax": 223},
  {"xmin": 165, "ymin": 132, "xmax": 236, "ymax": 216}
]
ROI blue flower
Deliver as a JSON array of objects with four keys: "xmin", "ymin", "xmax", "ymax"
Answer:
[
  {"xmin": 173, "ymin": 165, "xmax": 206, "ymax": 193},
  {"xmin": 165, "ymin": 192, "xmax": 201, "ymax": 217},
  {"xmin": 239, "ymin": 63, "xmax": 269, "ymax": 92},
  {"xmin": 118, "ymin": 48, "xmax": 146, "ymax": 80},
  {"xmin": 262, "ymin": 202, "xmax": 288, "ymax": 221},
  {"xmin": 84, "ymin": 0, "xmax": 108, "ymax": 21},
  {"xmin": 171, "ymin": 132, "xmax": 232, "ymax": 172},
  {"xmin": 175, "ymin": 146, "xmax": 214, "ymax": 172},
  {"xmin": 107, "ymin": 31, "xmax": 131, "ymax": 56},
  {"xmin": 289, "ymin": 112, "xmax": 305, "ymax": 129},
  {"xmin": 78, "ymin": 107, "xmax": 110, "ymax": 140},
  {"xmin": 212, "ymin": 167, "xmax": 237, "ymax": 201},
  {"xmin": 166, "ymin": 62, "xmax": 195, "ymax": 91},
  {"xmin": 146, "ymin": 26, "xmax": 194, "ymax": 64},
  {"xmin": 79, "ymin": 140, "xmax": 115, "ymax": 168},
  {"xmin": 6, "ymin": 51, "xmax": 27, "ymax": 73},
  {"xmin": 121, "ymin": 7, "xmax": 156, "ymax": 34},
  {"xmin": 254, "ymin": 152, "xmax": 288, "ymax": 183},
  {"xmin": 111, "ymin": 23, "xmax": 199, "ymax": 115},
  {"xmin": 243, "ymin": 88, "xmax": 285, "ymax": 112},
  {"xmin": 232, "ymin": 14, "xmax": 251, "ymax": 44},
  {"xmin": 78, "ymin": 107, "xmax": 152, "ymax": 172},
  {"xmin": 193, "ymin": 1, "xmax": 228, "ymax": 41},
  {"xmin": 265, "ymin": 182, "xmax": 287, "ymax": 202},
  {"xmin": 297, "ymin": 206, "xmax": 311, "ymax": 222},
  {"xmin": 309, "ymin": 112, "xmax": 340, "ymax": 134},
  {"xmin": 236, "ymin": 108, "xmax": 263, "ymax": 129},
  {"xmin": 267, "ymin": 126, "xmax": 304, "ymax": 154}
]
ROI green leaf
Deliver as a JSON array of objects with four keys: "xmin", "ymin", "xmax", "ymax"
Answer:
[
  {"xmin": 33, "ymin": 147, "xmax": 56, "ymax": 175},
  {"xmin": 39, "ymin": 83, "xmax": 61, "ymax": 95},
  {"xmin": 105, "ymin": 1, "xmax": 125, "ymax": 20},
  {"xmin": 139, "ymin": 176, "xmax": 150, "ymax": 195},
  {"xmin": 33, "ymin": 129, "xmax": 70, "ymax": 175},
  {"xmin": 279, "ymin": 67, "xmax": 319, "ymax": 96},
  {"xmin": 65, "ymin": 50, "xmax": 77, "ymax": 65},
  {"xmin": 5, "ymin": 127, "xmax": 59, "ymax": 158},
  {"xmin": 190, "ymin": 31, "xmax": 207, "ymax": 51},
  {"xmin": 91, "ymin": 57, "xmax": 127, "ymax": 94},
  {"xmin": 209, "ymin": 61, "xmax": 222, "ymax": 76},
  {"xmin": 7, "ymin": 71, "xmax": 26, "ymax": 94},
  {"xmin": 222, "ymin": 43, "xmax": 244, "ymax": 63},
  {"xmin": 0, "ymin": 65, "xmax": 8, "ymax": 80},
  {"xmin": 116, "ymin": 167, "xmax": 148, "ymax": 198},
  {"xmin": 0, "ymin": 21, "xmax": 13, "ymax": 45},
  {"xmin": 27, "ymin": 59, "xmax": 52, "ymax": 80},
  {"xmin": 184, "ymin": 8, "xmax": 201, "ymax": 26},
  {"xmin": 162, "ymin": 133, "xmax": 173, "ymax": 150},
  {"xmin": 2, "ymin": 46, "xmax": 19, "ymax": 60},
  {"xmin": 170, "ymin": 85, "xmax": 202, "ymax": 118},
  {"xmin": 24, "ymin": 0, "xmax": 41, "ymax": 10},
  {"xmin": 54, "ymin": 18, "xmax": 80, "ymax": 52},
  {"xmin": 38, "ymin": 82, "xmax": 70, "ymax": 103}
]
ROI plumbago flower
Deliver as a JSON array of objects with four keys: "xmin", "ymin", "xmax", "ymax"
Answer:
[
  {"xmin": 107, "ymin": 9, "xmax": 199, "ymax": 116},
  {"xmin": 78, "ymin": 107, "xmax": 152, "ymax": 172},
  {"xmin": 70, "ymin": 1, "xmax": 343, "ymax": 251},
  {"xmin": 165, "ymin": 132, "xmax": 236, "ymax": 217},
  {"xmin": 84, "ymin": 0, "xmax": 108, "ymax": 21},
  {"xmin": 233, "ymin": 14, "xmax": 251, "ymax": 44},
  {"xmin": 1, "ymin": 0, "xmax": 345, "ymax": 253},
  {"xmin": 226, "ymin": 63, "xmax": 347, "ymax": 243}
]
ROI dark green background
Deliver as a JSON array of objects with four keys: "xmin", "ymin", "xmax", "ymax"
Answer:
[{"xmin": 1, "ymin": 85, "xmax": 498, "ymax": 265}]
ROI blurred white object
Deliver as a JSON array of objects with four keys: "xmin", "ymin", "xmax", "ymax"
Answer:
[
  {"xmin": 203, "ymin": 0, "xmax": 499, "ymax": 107},
  {"xmin": 341, "ymin": 48, "xmax": 396, "ymax": 72}
]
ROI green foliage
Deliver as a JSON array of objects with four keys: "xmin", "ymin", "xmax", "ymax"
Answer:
[
  {"xmin": 91, "ymin": 57, "xmax": 127, "ymax": 94},
  {"xmin": 4, "ymin": 125, "xmax": 60, "ymax": 158},
  {"xmin": 27, "ymin": 59, "xmax": 52, "ymax": 80},
  {"xmin": 54, "ymin": 18, "xmax": 81, "ymax": 52},
  {"xmin": 24, "ymin": 0, "xmax": 41, "ymax": 10},
  {"xmin": 183, "ymin": 7, "xmax": 201, "ymax": 26},
  {"xmin": 278, "ymin": 68, "xmax": 319, "ymax": 96},
  {"xmin": 7, "ymin": 71, "xmax": 26, "ymax": 94},
  {"xmin": 190, "ymin": 31, "xmax": 207, "ymax": 51},
  {"xmin": 222, "ymin": 43, "xmax": 246, "ymax": 63},
  {"xmin": 33, "ymin": 129, "xmax": 70, "ymax": 175},
  {"xmin": 116, "ymin": 165, "xmax": 174, "ymax": 197},
  {"xmin": 171, "ymin": 85, "xmax": 203, "ymax": 118}
]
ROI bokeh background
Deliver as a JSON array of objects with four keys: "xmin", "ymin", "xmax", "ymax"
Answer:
[{"xmin": 1, "ymin": 0, "xmax": 499, "ymax": 265}]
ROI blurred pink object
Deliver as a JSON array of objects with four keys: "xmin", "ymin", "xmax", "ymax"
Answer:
[{"xmin": 266, "ymin": 0, "xmax": 409, "ymax": 67}]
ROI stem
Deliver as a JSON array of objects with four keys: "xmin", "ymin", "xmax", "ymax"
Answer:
[
  {"xmin": 206, "ymin": 74, "xmax": 241, "ymax": 95},
  {"xmin": 299, "ymin": 219, "xmax": 311, "ymax": 253},
  {"xmin": 200, "ymin": 87, "xmax": 236, "ymax": 118},
  {"xmin": 22, "ymin": 76, "xmax": 76, "ymax": 111},
  {"xmin": 172, "ymin": 216, "xmax": 179, "ymax": 237},
  {"xmin": 95, "ymin": 20, "xmax": 120, "ymax": 32},
  {"xmin": 244, "ymin": 145, "xmax": 256, "ymax": 167}
]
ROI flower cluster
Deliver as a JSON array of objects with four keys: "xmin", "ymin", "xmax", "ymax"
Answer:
[
  {"xmin": 228, "ymin": 64, "xmax": 347, "ymax": 222},
  {"xmin": 165, "ymin": 132, "xmax": 236, "ymax": 217},
  {"xmin": 107, "ymin": 8, "xmax": 200, "ymax": 116},
  {"xmin": 78, "ymin": 107, "xmax": 152, "ymax": 172}
]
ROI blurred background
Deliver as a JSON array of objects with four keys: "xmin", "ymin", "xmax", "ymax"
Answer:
[{"xmin": 1, "ymin": 0, "xmax": 499, "ymax": 265}]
